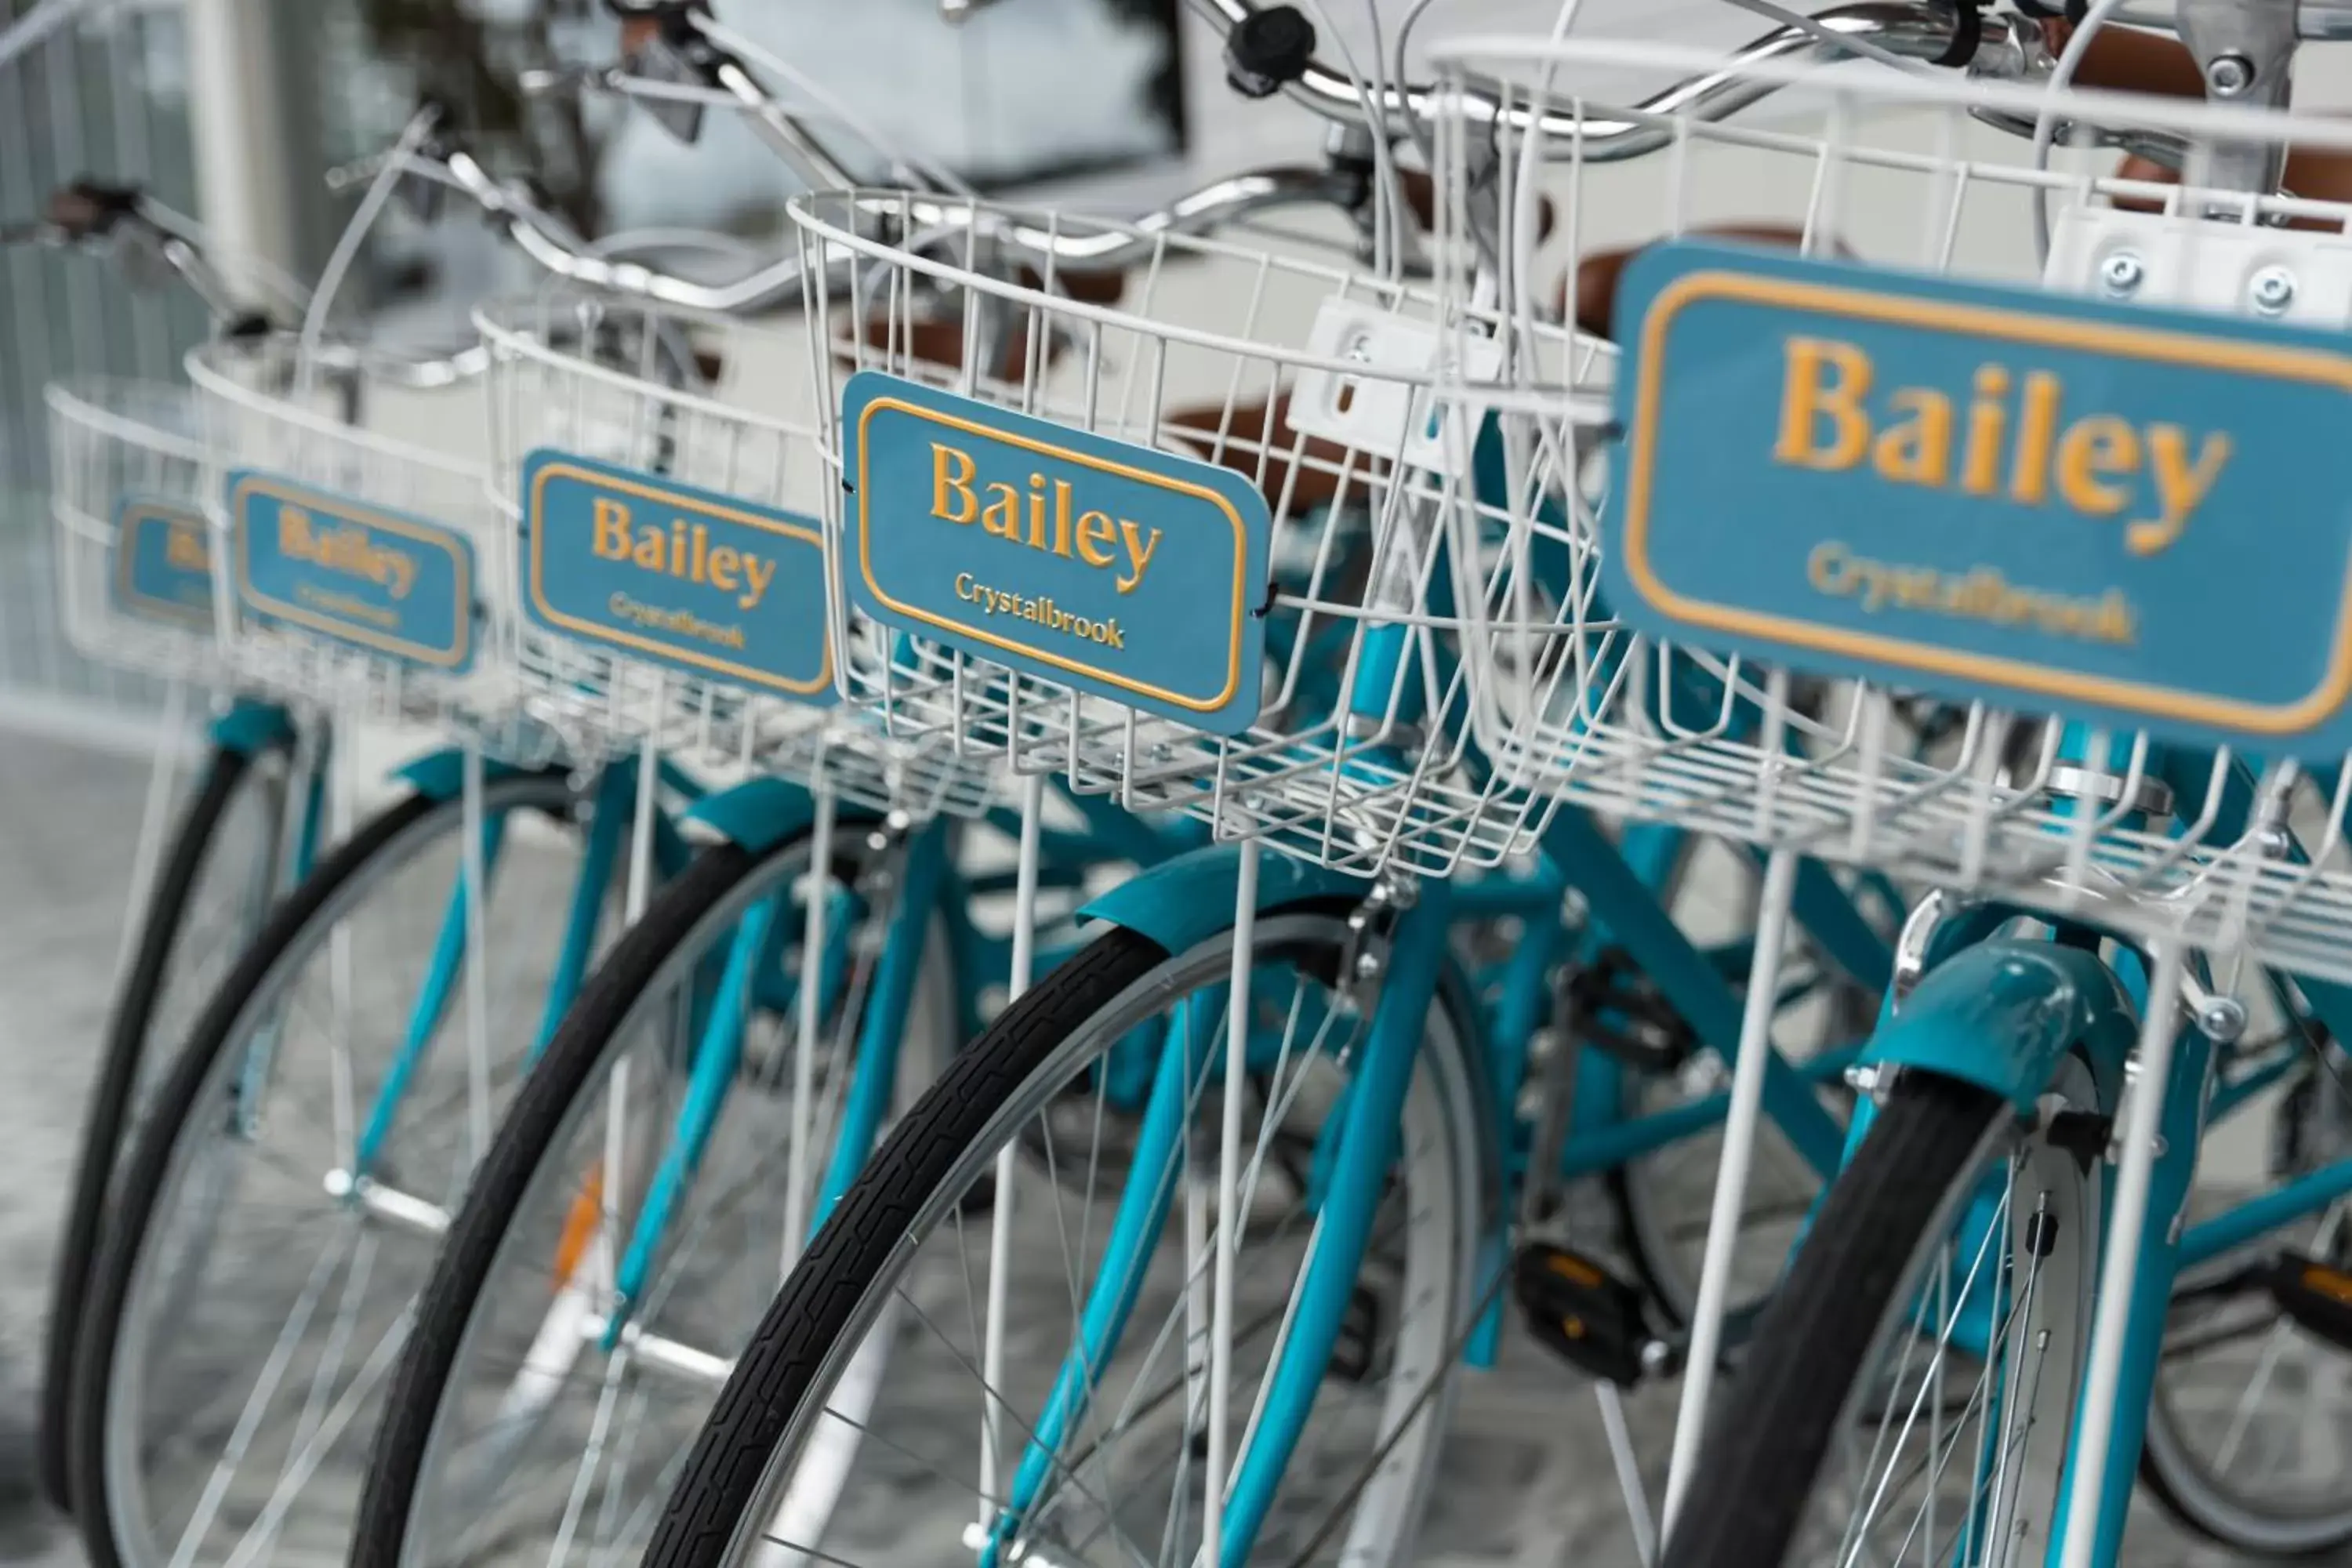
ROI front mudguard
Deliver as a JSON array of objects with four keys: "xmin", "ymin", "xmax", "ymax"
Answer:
[
  {"xmin": 1861, "ymin": 940, "xmax": 2136, "ymax": 1114},
  {"xmin": 683, "ymin": 776, "xmax": 885, "ymax": 855},
  {"xmin": 207, "ymin": 699, "xmax": 297, "ymax": 759},
  {"xmin": 1076, "ymin": 841, "xmax": 1370, "ymax": 954},
  {"xmin": 390, "ymin": 746, "xmax": 555, "ymax": 803}
]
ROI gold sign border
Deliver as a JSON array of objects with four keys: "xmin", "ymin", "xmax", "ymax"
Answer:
[
  {"xmin": 114, "ymin": 499, "xmax": 216, "ymax": 630},
  {"xmin": 525, "ymin": 458, "xmax": 834, "ymax": 699},
  {"xmin": 1624, "ymin": 268, "xmax": 2352, "ymax": 737},
  {"xmin": 854, "ymin": 396, "xmax": 1249, "ymax": 716},
  {"xmin": 231, "ymin": 474, "xmax": 474, "ymax": 670}
]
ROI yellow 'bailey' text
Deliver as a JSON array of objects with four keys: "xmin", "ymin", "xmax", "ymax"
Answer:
[
  {"xmin": 1773, "ymin": 336, "xmax": 2231, "ymax": 557},
  {"xmin": 931, "ymin": 442, "xmax": 1163, "ymax": 594}
]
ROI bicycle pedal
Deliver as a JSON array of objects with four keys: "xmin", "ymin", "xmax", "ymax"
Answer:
[
  {"xmin": 1514, "ymin": 1243, "xmax": 1662, "ymax": 1387},
  {"xmin": 2268, "ymin": 1251, "xmax": 2352, "ymax": 1352}
]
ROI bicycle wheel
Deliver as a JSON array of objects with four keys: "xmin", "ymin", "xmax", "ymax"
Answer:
[
  {"xmin": 67, "ymin": 768, "xmax": 601, "ymax": 1568},
  {"xmin": 1596, "ymin": 837, "xmax": 1869, "ymax": 1333},
  {"xmin": 2140, "ymin": 1049, "xmax": 2352, "ymax": 1555},
  {"xmin": 40, "ymin": 734, "xmax": 295, "ymax": 1514},
  {"xmin": 1659, "ymin": 1063, "xmax": 2104, "ymax": 1568},
  {"xmin": 351, "ymin": 818, "xmax": 959, "ymax": 1568},
  {"xmin": 644, "ymin": 902, "xmax": 1488, "ymax": 1568}
]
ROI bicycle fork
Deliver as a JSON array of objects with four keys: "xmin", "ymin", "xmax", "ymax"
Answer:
[{"xmin": 982, "ymin": 882, "xmax": 1457, "ymax": 1568}]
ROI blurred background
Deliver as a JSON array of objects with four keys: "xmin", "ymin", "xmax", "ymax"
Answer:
[{"xmin": 0, "ymin": 2, "xmax": 2332, "ymax": 1564}]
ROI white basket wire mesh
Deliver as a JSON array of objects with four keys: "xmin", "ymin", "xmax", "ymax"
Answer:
[
  {"xmin": 0, "ymin": 0, "xmax": 212, "ymax": 723},
  {"xmin": 477, "ymin": 292, "xmax": 999, "ymax": 819},
  {"xmin": 790, "ymin": 186, "xmax": 1604, "ymax": 877},
  {"xmin": 1431, "ymin": 32, "xmax": 2352, "ymax": 978},
  {"xmin": 187, "ymin": 332, "xmax": 556, "ymax": 765},
  {"xmin": 46, "ymin": 375, "xmax": 230, "ymax": 687}
]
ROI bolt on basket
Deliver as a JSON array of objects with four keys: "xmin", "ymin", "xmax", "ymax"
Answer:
[
  {"xmin": 1430, "ymin": 29, "xmax": 2352, "ymax": 979},
  {"xmin": 47, "ymin": 376, "xmax": 232, "ymax": 688},
  {"xmin": 789, "ymin": 184, "xmax": 1605, "ymax": 878},
  {"xmin": 477, "ymin": 290, "xmax": 1000, "ymax": 819},
  {"xmin": 187, "ymin": 331, "xmax": 555, "ymax": 765}
]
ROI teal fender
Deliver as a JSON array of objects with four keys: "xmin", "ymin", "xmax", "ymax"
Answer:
[
  {"xmin": 682, "ymin": 776, "xmax": 884, "ymax": 855},
  {"xmin": 207, "ymin": 699, "xmax": 296, "ymax": 758},
  {"xmin": 390, "ymin": 747, "xmax": 550, "ymax": 803},
  {"xmin": 1862, "ymin": 940, "xmax": 2136, "ymax": 1112},
  {"xmin": 1077, "ymin": 841, "xmax": 1370, "ymax": 958},
  {"xmin": 682, "ymin": 777, "xmax": 819, "ymax": 854}
]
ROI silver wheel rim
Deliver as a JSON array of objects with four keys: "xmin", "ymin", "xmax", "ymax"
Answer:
[
  {"xmin": 100, "ymin": 775, "xmax": 584, "ymax": 1568},
  {"xmin": 715, "ymin": 914, "xmax": 1486, "ymax": 1568}
]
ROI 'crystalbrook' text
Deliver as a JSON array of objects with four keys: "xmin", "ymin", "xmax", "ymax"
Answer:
[{"xmin": 954, "ymin": 574, "xmax": 1126, "ymax": 648}]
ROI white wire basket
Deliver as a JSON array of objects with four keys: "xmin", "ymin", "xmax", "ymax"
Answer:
[
  {"xmin": 1432, "ymin": 31, "xmax": 2352, "ymax": 978},
  {"xmin": 47, "ymin": 376, "xmax": 231, "ymax": 688},
  {"xmin": 187, "ymin": 332, "xmax": 554, "ymax": 764},
  {"xmin": 477, "ymin": 292, "xmax": 999, "ymax": 819},
  {"xmin": 789, "ymin": 187, "xmax": 1598, "ymax": 877}
]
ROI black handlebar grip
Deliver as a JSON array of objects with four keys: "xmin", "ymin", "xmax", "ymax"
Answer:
[
  {"xmin": 46, "ymin": 179, "xmax": 143, "ymax": 240},
  {"xmin": 1225, "ymin": 6, "xmax": 1316, "ymax": 99}
]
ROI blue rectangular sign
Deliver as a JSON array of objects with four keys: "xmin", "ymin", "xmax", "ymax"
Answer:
[
  {"xmin": 231, "ymin": 471, "xmax": 475, "ymax": 672},
  {"xmin": 521, "ymin": 450, "xmax": 834, "ymax": 704},
  {"xmin": 112, "ymin": 496, "xmax": 215, "ymax": 630},
  {"xmin": 842, "ymin": 371, "xmax": 1272, "ymax": 735},
  {"xmin": 1602, "ymin": 241, "xmax": 2352, "ymax": 754}
]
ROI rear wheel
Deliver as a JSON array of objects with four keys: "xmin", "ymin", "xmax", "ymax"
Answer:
[{"xmin": 2140, "ymin": 1047, "xmax": 2352, "ymax": 1556}]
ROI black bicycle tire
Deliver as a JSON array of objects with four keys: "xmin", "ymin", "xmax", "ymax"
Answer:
[
  {"xmin": 38, "ymin": 741, "xmax": 278, "ymax": 1515},
  {"xmin": 1658, "ymin": 1073, "xmax": 2009, "ymax": 1568},
  {"xmin": 66, "ymin": 769, "xmax": 574, "ymax": 1568},
  {"xmin": 349, "ymin": 820, "xmax": 884, "ymax": 1568}
]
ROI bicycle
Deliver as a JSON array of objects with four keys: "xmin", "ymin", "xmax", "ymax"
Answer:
[
  {"xmin": 610, "ymin": 6, "xmax": 1981, "ymax": 1563},
  {"xmin": 343, "ymin": 10, "xmax": 1934, "ymax": 1565},
  {"xmin": 334, "ymin": 20, "xmax": 1304, "ymax": 1559},
  {"xmin": 1398, "ymin": 11, "xmax": 2352, "ymax": 1564}
]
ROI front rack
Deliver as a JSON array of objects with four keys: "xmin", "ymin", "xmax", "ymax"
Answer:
[
  {"xmin": 1433, "ymin": 33, "xmax": 2352, "ymax": 978},
  {"xmin": 789, "ymin": 185, "xmax": 1610, "ymax": 877},
  {"xmin": 479, "ymin": 292, "xmax": 1000, "ymax": 819}
]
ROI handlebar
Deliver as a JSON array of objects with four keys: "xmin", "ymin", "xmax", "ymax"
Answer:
[
  {"xmin": 1192, "ymin": 0, "xmax": 2352, "ymax": 145},
  {"xmin": 1186, "ymin": 0, "xmax": 1977, "ymax": 150},
  {"xmin": 415, "ymin": 1, "xmax": 2005, "ymax": 292},
  {"xmin": 1, "ymin": 181, "xmax": 260, "ymax": 326},
  {"xmin": 24, "ymin": 0, "xmax": 2327, "ymax": 366}
]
